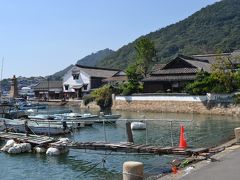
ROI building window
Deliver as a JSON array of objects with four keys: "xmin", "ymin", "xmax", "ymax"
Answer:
[
  {"xmin": 83, "ymin": 84, "xmax": 88, "ymax": 90},
  {"xmin": 73, "ymin": 74, "xmax": 79, "ymax": 80},
  {"xmin": 64, "ymin": 84, "xmax": 69, "ymax": 91}
]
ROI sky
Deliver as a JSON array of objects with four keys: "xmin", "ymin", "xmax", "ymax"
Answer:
[{"xmin": 0, "ymin": 0, "xmax": 220, "ymax": 79}]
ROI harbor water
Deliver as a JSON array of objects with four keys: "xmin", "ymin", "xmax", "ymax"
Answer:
[{"xmin": 1, "ymin": 106, "xmax": 240, "ymax": 180}]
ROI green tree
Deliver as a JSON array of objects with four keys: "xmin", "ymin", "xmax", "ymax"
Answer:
[
  {"xmin": 135, "ymin": 38, "xmax": 156, "ymax": 77},
  {"xmin": 186, "ymin": 55, "xmax": 240, "ymax": 95},
  {"xmin": 185, "ymin": 71, "xmax": 213, "ymax": 95},
  {"xmin": 90, "ymin": 85, "xmax": 113, "ymax": 111},
  {"xmin": 211, "ymin": 56, "xmax": 236, "ymax": 93},
  {"xmin": 121, "ymin": 64, "xmax": 143, "ymax": 95}
]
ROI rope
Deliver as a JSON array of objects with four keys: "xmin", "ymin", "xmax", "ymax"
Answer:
[
  {"xmin": 25, "ymin": 123, "xmax": 37, "ymax": 136},
  {"xmin": 80, "ymin": 150, "xmax": 113, "ymax": 177}
]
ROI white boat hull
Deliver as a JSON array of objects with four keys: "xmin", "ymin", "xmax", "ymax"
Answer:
[{"xmin": 0, "ymin": 119, "xmax": 70, "ymax": 135}]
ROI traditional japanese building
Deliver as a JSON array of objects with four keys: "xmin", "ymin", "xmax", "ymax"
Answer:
[
  {"xmin": 63, "ymin": 64, "xmax": 120, "ymax": 99},
  {"xmin": 143, "ymin": 50, "xmax": 240, "ymax": 93},
  {"xmin": 102, "ymin": 70, "xmax": 127, "ymax": 87},
  {"xmin": 33, "ymin": 81, "xmax": 63, "ymax": 100}
]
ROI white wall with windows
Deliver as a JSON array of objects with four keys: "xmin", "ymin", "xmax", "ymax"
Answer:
[{"xmin": 63, "ymin": 66, "xmax": 90, "ymax": 93}]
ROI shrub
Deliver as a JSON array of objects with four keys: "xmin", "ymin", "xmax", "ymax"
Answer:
[{"xmin": 82, "ymin": 95, "xmax": 94, "ymax": 106}]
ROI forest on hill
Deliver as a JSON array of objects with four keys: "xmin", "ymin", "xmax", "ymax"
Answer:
[{"xmin": 98, "ymin": 0, "xmax": 240, "ymax": 69}]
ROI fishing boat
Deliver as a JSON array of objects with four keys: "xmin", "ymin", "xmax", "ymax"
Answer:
[
  {"xmin": 94, "ymin": 114, "xmax": 121, "ymax": 123},
  {"xmin": 53, "ymin": 113, "xmax": 97, "ymax": 126},
  {"xmin": 0, "ymin": 103, "xmax": 29, "ymax": 119},
  {"xmin": 28, "ymin": 113, "xmax": 92, "ymax": 127},
  {"xmin": 28, "ymin": 116, "xmax": 85, "ymax": 129},
  {"xmin": 101, "ymin": 114, "xmax": 121, "ymax": 119},
  {"xmin": 0, "ymin": 118, "xmax": 70, "ymax": 135},
  {"xmin": 18, "ymin": 103, "xmax": 48, "ymax": 110}
]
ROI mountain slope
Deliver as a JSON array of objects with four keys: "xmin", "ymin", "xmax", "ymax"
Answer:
[
  {"xmin": 98, "ymin": 0, "xmax": 240, "ymax": 69},
  {"xmin": 48, "ymin": 65, "xmax": 74, "ymax": 80},
  {"xmin": 77, "ymin": 48, "xmax": 115, "ymax": 66}
]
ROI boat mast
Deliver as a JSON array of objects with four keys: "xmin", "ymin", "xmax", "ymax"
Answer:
[{"xmin": 0, "ymin": 57, "xmax": 4, "ymax": 99}]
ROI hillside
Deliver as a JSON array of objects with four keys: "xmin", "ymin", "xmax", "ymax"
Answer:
[
  {"xmin": 48, "ymin": 65, "xmax": 74, "ymax": 80},
  {"xmin": 77, "ymin": 48, "xmax": 115, "ymax": 66},
  {"xmin": 98, "ymin": 0, "xmax": 240, "ymax": 69}
]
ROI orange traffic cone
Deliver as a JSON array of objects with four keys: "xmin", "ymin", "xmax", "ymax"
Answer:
[{"xmin": 179, "ymin": 125, "xmax": 188, "ymax": 149}]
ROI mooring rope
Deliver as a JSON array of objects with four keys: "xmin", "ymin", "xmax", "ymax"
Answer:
[{"xmin": 80, "ymin": 150, "xmax": 113, "ymax": 176}]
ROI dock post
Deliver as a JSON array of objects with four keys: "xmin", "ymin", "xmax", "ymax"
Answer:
[
  {"xmin": 234, "ymin": 127, "xmax": 240, "ymax": 143},
  {"xmin": 123, "ymin": 161, "xmax": 144, "ymax": 180},
  {"xmin": 126, "ymin": 122, "xmax": 134, "ymax": 143},
  {"xmin": 170, "ymin": 121, "xmax": 174, "ymax": 147},
  {"xmin": 24, "ymin": 120, "xmax": 30, "ymax": 136}
]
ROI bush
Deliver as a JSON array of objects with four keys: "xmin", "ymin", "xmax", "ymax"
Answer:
[
  {"xmin": 233, "ymin": 94, "xmax": 240, "ymax": 104},
  {"xmin": 91, "ymin": 85, "xmax": 113, "ymax": 110},
  {"xmin": 82, "ymin": 95, "xmax": 94, "ymax": 106}
]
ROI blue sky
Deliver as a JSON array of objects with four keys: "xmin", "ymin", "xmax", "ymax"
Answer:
[{"xmin": 0, "ymin": 0, "xmax": 219, "ymax": 79}]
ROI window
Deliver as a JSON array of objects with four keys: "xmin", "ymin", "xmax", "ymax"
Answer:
[
  {"xmin": 64, "ymin": 84, "xmax": 69, "ymax": 91},
  {"xmin": 83, "ymin": 84, "xmax": 88, "ymax": 90},
  {"xmin": 73, "ymin": 74, "xmax": 79, "ymax": 80}
]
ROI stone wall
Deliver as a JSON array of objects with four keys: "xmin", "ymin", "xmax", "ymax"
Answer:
[
  {"xmin": 80, "ymin": 101, "xmax": 100, "ymax": 111},
  {"xmin": 112, "ymin": 99, "xmax": 240, "ymax": 116}
]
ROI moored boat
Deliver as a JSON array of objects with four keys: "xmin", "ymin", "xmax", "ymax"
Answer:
[{"xmin": 0, "ymin": 118, "xmax": 70, "ymax": 135}]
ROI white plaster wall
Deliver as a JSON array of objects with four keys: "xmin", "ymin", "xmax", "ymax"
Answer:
[
  {"xmin": 115, "ymin": 95, "xmax": 207, "ymax": 102},
  {"xmin": 63, "ymin": 66, "xmax": 90, "ymax": 92}
]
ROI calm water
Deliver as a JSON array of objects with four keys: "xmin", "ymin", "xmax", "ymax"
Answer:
[{"xmin": 1, "ymin": 106, "xmax": 240, "ymax": 180}]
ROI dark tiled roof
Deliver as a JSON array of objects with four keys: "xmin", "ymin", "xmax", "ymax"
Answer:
[
  {"xmin": 192, "ymin": 53, "xmax": 230, "ymax": 64},
  {"xmin": 184, "ymin": 59, "xmax": 211, "ymax": 72},
  {"xmin": 102, "ymin": 76, "xmax": 127, "ymax": 82},
  {"xmin": 74, "ymin": 65, "xmax": 119, "ymax": 78},
  {"xmin": 34, "ymin": 81, "xmax": 63, "ymax": 91},
  {"xmin": 143, "ymin": 75, "xmax": 196, "ymax": 82},
  {"xmin": 192, "ymin": 50, "xmax": 240, "ymax": 65},
  {"xmin": 151, "ymin": 68, "xmax": 198, "ymax": 75},
  {"xmin": 151, "ymin": 63, "xmax": 166, "ymax": 73}
]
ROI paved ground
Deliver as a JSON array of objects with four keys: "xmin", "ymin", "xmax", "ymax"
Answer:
[{"xmin": 180, "ymin": 147, "xmax": 240, "ymax": 180}]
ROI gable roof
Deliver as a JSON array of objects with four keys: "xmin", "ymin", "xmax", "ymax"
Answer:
[
  {"xmin": 152, "ymin": 55, "xmax": 211, "ymax": 75},
  {"xmin": 151, "ymin": 63, "xmax": 166, "ymax": 73},
  {"xmin": 33, "ymin": 81, "xmax": 63, "ymax": 91},
  {"xmin": 74, "ymin": 64, "xmax": 120, "ymax": 78},
  {"xmin": 192, "ymin": 50, "xmax": 240, "ymax": 65}
]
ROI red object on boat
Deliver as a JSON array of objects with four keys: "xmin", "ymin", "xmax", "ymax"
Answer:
[{"xmin": 171, "ymin": 166, "xmax": 178, "ymax": 174}]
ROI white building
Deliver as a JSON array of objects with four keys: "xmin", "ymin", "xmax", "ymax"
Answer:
[{"xmin": 63, "ymin": 64, "xmax": 120, "ymax": 99}]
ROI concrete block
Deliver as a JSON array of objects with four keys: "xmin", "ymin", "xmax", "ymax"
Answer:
[
  {"xmin": 123, "ymin": 161, "xmax": 144, "ymax": 180},
  {"xmin": 234, "ymin": 127, "xmax": 240, "ymax": 142}
]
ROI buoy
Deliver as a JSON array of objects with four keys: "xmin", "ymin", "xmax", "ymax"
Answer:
[
  {"xmin": 46, "ymin": 147, "xmax": 60, "ymax": 156},
  {"xmin": 131, "ymin": 122, "xmax": 146, "ymax": 130},
  {"xmin": 1, "ymin": 139, "xmax": 16, "ymax": 152},
  {"xmin": 178, "ymin": 125, "xmax": 188, "ymax": 149},
  {"xmin": 46, "ymin": 146, "xmax": 69, "ymax": 156},
  {"xmin": 34, "ymin": 146, "xmax": 47, "ymax": 153},
  {"xmin": 7, "ymin": 143, "xmax": 31, "ymax": 154}
]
